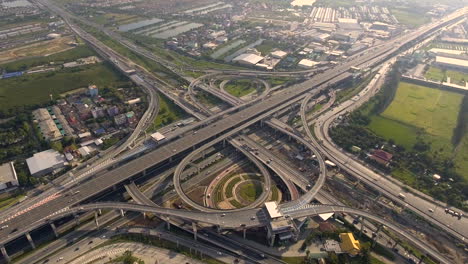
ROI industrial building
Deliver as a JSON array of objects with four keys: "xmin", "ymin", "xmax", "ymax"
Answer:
[
  {"xmin": 298, "ymin": 59, "xmax": 319, "ymax": 69},
  {"xmin": 0, "ymin": 162, "xmax": 19, "ymax": 191},
  {"xmin": 232, "ymin": 53, "xmax": 264, "ymax": 66},
  {"xmin": 26, "ymin": 149, "xmax": 67, "ymax": 177},
  {"xmin": 434, "ymin": 56, "xmax": 468, "ymax": 72}
]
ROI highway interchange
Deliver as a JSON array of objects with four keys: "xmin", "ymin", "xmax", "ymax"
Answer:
[{"xmin": 0, "ymin": 2, "xmax": 466, "ymax": 264}]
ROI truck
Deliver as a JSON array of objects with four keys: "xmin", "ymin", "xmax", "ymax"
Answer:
[{"xmin": 398, "ymin": 193, "xmax": 406, "ymax": 200}]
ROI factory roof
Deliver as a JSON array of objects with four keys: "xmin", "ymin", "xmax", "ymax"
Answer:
[
  {"xmin": 298, "ymin": 59, "xmax": 319, "ymax": 68},
  {"xmin": 430, "ymin": 48, "xmax": 466, "ymax": 55},
  {"xmin": 0, "ymin": 162, "xmax": 18, "ymax": 184},
  {"xmin": 233, "ymin": 53, "xmax": 264, "ymax": 65},
  {"xmin": 26, "ymin": 149, "xmax": 66, "ymax": 176},
  {"xmin": 436, "ymin": 56, "xmax": 468, "ymax": 67},
  {"xmin": 270, "ymin": 50, "xmax": 288, "ymax": 59}
]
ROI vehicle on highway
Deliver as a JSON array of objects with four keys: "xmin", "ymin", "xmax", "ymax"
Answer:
[
  {"xmin": 398, "ymin": 193, "xmax": 406, "ymax": 200},
  {"xmin": 428, "ymin": 208, "xmax": 434, "ymax": 213}
]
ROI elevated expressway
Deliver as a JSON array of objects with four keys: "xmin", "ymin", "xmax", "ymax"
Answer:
[
  {"xmin": 21, "ymin": 201, "xmax": 453, "ymax": 264},
  {"xmin": 0, "ymin": 8, "xmax": 465, "ymax": 263}
]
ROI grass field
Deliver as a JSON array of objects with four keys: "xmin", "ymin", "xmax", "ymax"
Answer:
[
  {"xmin": 367, "ymin": 81, "xmax": 467, "ymax": 179},
  {"xmin": 147, "ymin": 94, "xmax": 188, "ymax": 132},
  {"xmin": 381, "ymin": 82, "xmax": 462, "ymax": 139},
  {"xmin": 0, "ymin": 36, "xmax": 76, "ymax": 64},
  {"xmin": 424, "ymin": 66, "xmax": 468, "ymax": 85},
  {"xmin": 368, "ymin": 115, "xmax": 421, "ymax": 149},
  {"xmin": 238, "ymin": 182, "xmax": 262, "ymax": 203},
  {"xmin": 390, "ymin": 8, "xmax": 430, "ymax": 28},
  {"xmin": 0, "ymin": 63, "xmax": 125, "ymax": 111},
  {"xmin": 454, "ymin": 134, "xmax": 468, "ymax": 179},
  {"xmin": 224, "ymin": 79, "xmax": 258, "ymax": 97}
]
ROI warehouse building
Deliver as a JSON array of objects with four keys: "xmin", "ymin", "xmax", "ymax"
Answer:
[
  {"xmin": 232, "ymin": 53, "xmax": 264, "ymax": 66},
  {"xmin": 0, "ymin": 162, "xmax": 19, "ymax": 191},
  {"xmin": 434, "ymin": 56, "xmax": 468, "ymax": 72},
  {"xmin": 26, "ymin": 149, "xmax": 67, "ymax": 177}
]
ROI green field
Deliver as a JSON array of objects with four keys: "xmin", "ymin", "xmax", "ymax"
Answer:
[
  {"xmin": 147, "ymin": 94, "xmax": 188, "ymax": 132},
  {"xmin": 367, "ymin": 81, "xmax": 467, "ymax": 178},
  {"xmin": 380, "ymin": 82, "xmax": 462, "ymax": 139},
  {"xmin": 367, "ymin": 115, "xmax": 421, "ymax": 149},
  {"xmin": 424, "ymin": 66, "xmax": 468, "ymax": 85},
  {"xmin": 238, "ymin": 182, "xmax": 262, "ymax": 202},
  {"xmin": 0, "ymin": 63, "xmax": 126, "ymax": 111},
  {"xmin": 390, "ymin": 8, "xmax": 430, "ymax": 28},
  {"xmin": 224, "ymin": 79, "xmax": 259, "ymax": 97}
]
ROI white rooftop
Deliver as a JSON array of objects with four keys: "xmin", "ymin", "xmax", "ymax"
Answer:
[
  {"xmin": 338, "ymin": 18, "xmax": 358, "ymax": 24},
  {"xmin": 233, "ymin": 53, "xmax": 264, "ymax": 65},
  {"xmin": 265, "ymin": 201, "xmax": 282, "ymax": 219},
  {"xmin": 0, "ymin": 162, "xmax": 17, "ymax": 184},
  {"xmin": 270, "ymin": 50, "xmax": 288, "ymax": 59},
  {"xmin": 429, "ymin": 48, "xmax": 466, "ymax": 55},
  {"xmin": 436, "ymin": 56, "xmax": 468, "ymax": 67},
  {"xmin": 26, "ymin": 149, "xmax": 66, "ymax": 176},
  {"xmin": 151, "ymin": 132, "xmax": 166, "ymax": 142},
  {"xmin": 298, "ymin": 59, "xmax": 319, "ymax": 68}
]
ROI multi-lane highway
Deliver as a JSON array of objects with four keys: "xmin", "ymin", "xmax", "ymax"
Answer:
[{"xmin": 0, "ymin": 3, "xmax": 466, "ymax": 263}]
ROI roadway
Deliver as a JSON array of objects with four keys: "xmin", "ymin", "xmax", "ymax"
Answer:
[
  {"xmin": 0, "ymin": 5, "xmax": 465, "ymax": 260},
  {"xmin": 311, "ymin": 60, "xmax": 468, "ymax": 241}
]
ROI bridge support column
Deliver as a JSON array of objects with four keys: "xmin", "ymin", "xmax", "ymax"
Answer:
[
  {"xmin": 142, "ymin": 170, "xmax": 147, "ymax": 177},
  {"xmin": 359, "ymin": 218, "xmax": 365, "ymax": 238},
  {"xmin": 269, "ymin": 234, "xmax": 275, "ymax": 247},
  {"xmin": 0, "ymin": 246, "xmax": 10, "ymax": 263},
  {"xmin": 223, "ymin": 140, "xmax": 226, "ymax": 148},
  {"xmin": 50, "ymin": 222, "xmax": 59, "ymax": 238},
  {"xmin": 73, "ymin": 213, "xmax": 80, "ymax": 226},
  {"xmin": 25, "ymin": 232, "xmax": 35, "ymax": 249},
  {"xmin": 216, "ymin": 225, "xmax": 221, "ymax": 233},
  {"xmin": 120, "ymin": 209, "xmax": 125, "ymax": 217},
  {"xmin": 112, "ymin": 185, "xmax": 118, "ymax": 191},
  {"xmin": 142, "ymin": 212, "xmax": 146, "ymax": 219},
  {"xmin": 243, "ymin": 228, "xmax": 247, "ymax": 239},
  {"xmin": 192, "ymin": 222, "xmax": 197, "ymax": 241},
  {"xmin": 94, "ymin": 211, "xmax": 100, "ymax": 228},
  {"xmin": 98, "ymin": 209, "xmax": 102, "ymax": 215},
  {"xmin": 165, "ymin": 217, "xmax": 171, "ymax": 230}
]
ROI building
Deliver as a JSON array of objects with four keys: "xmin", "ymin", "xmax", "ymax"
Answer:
[
  {"xmin": 370, "ymin": 149, "xmax": 393, "ymax": 166},
  {"xmin": 114, "ymin": 114, "xmax": 127, "ymax": 126},
  {"xmin": 106, "ymin": 106, "xmax": 119, "ymax": 117},
  {"xmin": 151, "ymin": 132, "xmax": 166, "ymax": 143},
  {"xmin": 0, "ymin": 162, "xmax": 19, "ymax": 191},
  {"xmin": 270, "ymin": 50, "xmax": 288, "ymax": 59},
  {"xmin": 32, "ymin": 108, "xmax": 63, "ymax": 141},
  {"xmin": 232, "ymin": 53, "xmax": 264, "ymax": 66},
  {"xmin": 264, "ymin": 202, "xmax": 299, "ymax": 246},
  {"xmin": 88, "ymin": 85, "xmax": 99, "ymax": 97},
  {"xmin": 26, "ymin": 149, "xmax": 67, "ymax": 177},
  {"xmin": 91, "ymin": 107, "xmax": 106, "ymax": 119},
  {"xmin": 434, "ymin": 56, "xmax": 468, "ymax": 72},
  {"xmin": 339, "ymin": 233, "xmax": 360, "ymax": 256},
  {"xmin": 298, "ymin": 59, "xmax": 319, "ymax": 69},
  {"xmin": 126, "ymin": 111, "xmax": 137, "ymax": 124},
  {"xmin": 126, "ymin": 98, "xmax": 141, "ymax": 105}
]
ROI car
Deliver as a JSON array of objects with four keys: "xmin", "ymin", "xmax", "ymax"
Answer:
[
  {"xmin": 428, "ymin": 208, "xmax": 434, "ymax": 213},
  {"xmin": 88, "ymin": 240, "xmax": 93, "ymax": 244},
  {"xmin": 221, "ymin": 213, "xmax": 226, "ymax": 217},
  {"xmin": 251, "ymin": 216, "xmax": 256, "ymax": 220},
  {"xmin": 0, "ymin": 225, "xmax": 8, "ymax": 230},
  {"xmin": 74, "ymin": 247, "xmax": 79, "ymax": 251},
  {"xmin": 217, "ymin": 251, "xmax": 222, "ymax": 255}
]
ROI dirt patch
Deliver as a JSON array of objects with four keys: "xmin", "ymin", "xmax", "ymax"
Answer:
[{"xmin": 0, "ymin": 36, "xmax": 76, "ymax": 63}]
